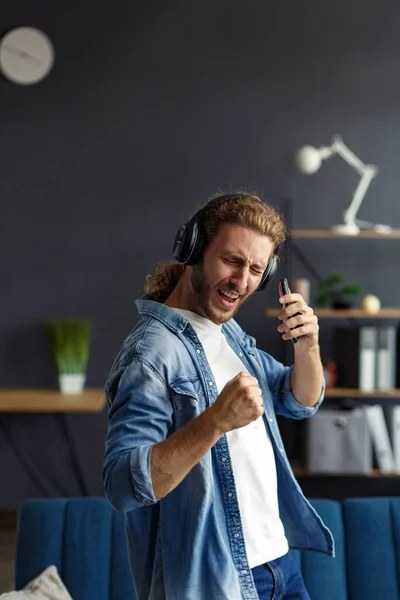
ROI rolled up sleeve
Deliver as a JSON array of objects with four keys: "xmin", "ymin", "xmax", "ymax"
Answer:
[
  {"xmin": 278, "ymin": 365, "xmax": 325, "ymax": 419},
  {"xmin": 257, "ymin": 350, "xmax": 325, "ymax": 420},
  {"xmin": 103, "ymin": 358, "xmax": 172, "ymax": 513}
]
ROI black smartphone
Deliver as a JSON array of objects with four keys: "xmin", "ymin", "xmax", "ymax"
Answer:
[{"xmin": 280, "ymin": 278, "xmax": 298, "ymax": 344}]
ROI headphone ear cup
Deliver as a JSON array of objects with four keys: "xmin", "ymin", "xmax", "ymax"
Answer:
[
  {"xmin": 257, "ymin": 255, "xmax": 278, "ymax": 291},
  {"xmin": 173, "ymin": 223, "xmax": 194, "ymax": 263},
  {"xmin": 185, "ymin": 225, "xmax": 206, "ymax": 265},
  {"xmin": 173, "ymin": 221, "xmax": 206, "ymax": 265}
]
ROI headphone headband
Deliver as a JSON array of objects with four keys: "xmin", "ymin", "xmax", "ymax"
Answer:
[{"xmin": 192, "ymin": 193, "xmax": 262, "ymax": 221}]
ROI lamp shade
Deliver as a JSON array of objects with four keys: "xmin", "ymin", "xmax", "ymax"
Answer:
[{"xmin": 294, "ymin": 145, "xmax": 322, "ymax": 174}]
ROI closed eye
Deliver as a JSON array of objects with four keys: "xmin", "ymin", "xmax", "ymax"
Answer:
[
  {"xmin": 223, "ymin": 257, "xmax": 239, "ymax": 265},
  {"xmin": 222, "ymin": 256, "xmax": 264, "ymax": 275}
]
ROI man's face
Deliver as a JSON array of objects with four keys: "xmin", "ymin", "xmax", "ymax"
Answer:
[{"xmin": 190, "ymin": 223, "xmax": 274, "ymax": 325}]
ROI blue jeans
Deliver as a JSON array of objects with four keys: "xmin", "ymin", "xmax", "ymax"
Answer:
[{"xmin": 251, "ymin": 552, "xmax": 311, "ymax": 600}]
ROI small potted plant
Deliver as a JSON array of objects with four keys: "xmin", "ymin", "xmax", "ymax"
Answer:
[
  {"xmin": 47, "ymin": 318, "xmax": 92, "ymax": 394},
  {"xmin": 315, "ymin": 274, "xmax": 362, "ymax": 309}
]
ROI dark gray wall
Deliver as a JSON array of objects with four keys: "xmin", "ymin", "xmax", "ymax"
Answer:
[{"xmin": 2, "ymin": 0, "xmax": 400, "ymax": 506}]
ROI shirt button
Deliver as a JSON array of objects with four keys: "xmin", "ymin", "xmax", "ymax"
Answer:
[
  {"xmin": 234, "ymin": 533, "xmax": 240, "ymax": 538},
  {"xmin": 221, "ymin": 457, "xmax": 227, "ymax": 462},
  {"xmin": 228, "ymin": 492, "xmax": 233, "ymax": 497},
  {"xmin": 280, "ymin": 448, "xmax": 284, "ymax": 453},
  {"xmin": 209, "ymin": 381, "xmax": 213, "ymax": 386},
  {"xmin": 241, "ymin": 569, "xmax": 248, "ymax": 575},
  {"xmin": 269, "ymin": 418, "xmax": 273, "ymax": 423},
  {"xmin": 196, "ymin": 349, "xmax": 201, "ymax": 354},
  {"xmin": 239, "ymin": 352, "xmax": 243, "ymax": 357}
]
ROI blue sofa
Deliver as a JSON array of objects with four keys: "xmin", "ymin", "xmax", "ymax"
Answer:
[{"xmin": 14, "ymin": 496, "xmax": 400, "ymax": 599}]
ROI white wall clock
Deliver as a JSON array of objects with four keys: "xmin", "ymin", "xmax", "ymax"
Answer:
[{"xmin": 0, "ymin": 26, "xmax": 55, "ymax": 85}]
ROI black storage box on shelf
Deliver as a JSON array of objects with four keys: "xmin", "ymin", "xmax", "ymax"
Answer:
[
  {"xmin": 333, "ymin": 327, "xmax": 359, "ymax": 388},
  {"xmin": 397, "ymin": 326, "xmax": 400, "ymax": 387}
]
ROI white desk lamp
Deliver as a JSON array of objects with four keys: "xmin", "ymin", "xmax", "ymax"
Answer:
[{"xmin": 294, "ymin": 135, "xmax": 392, "ymax": 235}]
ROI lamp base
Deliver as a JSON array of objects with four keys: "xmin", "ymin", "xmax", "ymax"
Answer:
[
  {"xmin": 331, "ymin": 223, "xmax": 360, "ymax": 235},
  {"xmin": 331, "ymin": 221, "xmax": 393, "ymax": 235},
  {"xmin": 371, "ymin": 223, "xmax": 393, "ymax": 233}
]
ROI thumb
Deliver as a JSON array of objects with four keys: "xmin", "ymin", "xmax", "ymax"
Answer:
[
  {"xmin": 228, "ymin": 371, "xmax": 245, "ymax": 384},
  {"xmin": 235, "ymin": 371, "xmax": 246, "ymax": 379}
]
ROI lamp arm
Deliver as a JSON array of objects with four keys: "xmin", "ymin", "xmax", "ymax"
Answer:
[
  {"xmin": 343, "ymin": 168, "xmax": 377, "ymax": 226},
  {"xmin": 324, "ymin": 136, "xmax": 379, "ymax": 227},
  {"xmin": 330, "ymin": 135, "xmax": 374, "ymax": 176}
]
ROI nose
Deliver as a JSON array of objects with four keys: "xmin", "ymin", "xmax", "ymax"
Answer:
[{"xmin": 230, "ymin": 265, "xmax": 249, "ymax": 292}]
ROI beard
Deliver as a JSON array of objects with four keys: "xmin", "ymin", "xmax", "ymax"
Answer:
[{"xmin": 190, "ymin": 261, "xmax": 250, "ymax": 325}]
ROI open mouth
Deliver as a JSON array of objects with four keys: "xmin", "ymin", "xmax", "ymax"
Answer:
[{"xmin": 217, "ymin": 289, "xmax": 240, "ymax": 309}]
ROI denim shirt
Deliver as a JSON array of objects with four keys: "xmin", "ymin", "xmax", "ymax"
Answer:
[{"xmin": 103, "ymin": 297, "xmax": 334, "ymax": 600}]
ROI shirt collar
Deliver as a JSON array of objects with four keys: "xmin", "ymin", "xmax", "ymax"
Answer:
[
  {"xmin": 135, "ymin": 295, "xmax": 190, "ymax": 333},
  {"xmin": 135, "ymin": 295, "xmax": 240, "ymax": 340}
]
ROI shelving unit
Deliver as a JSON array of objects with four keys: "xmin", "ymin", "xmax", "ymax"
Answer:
[
  {"xmin": 290, "ymin": 461, "xmax": 396, "ymax": 478},
  {"xmin": 289, "ymin": 460, "xmax": 400, "ymax": 500},
  {"xmin": 269, "ymin": 225, "xmax": 400, "ymax": 494}
]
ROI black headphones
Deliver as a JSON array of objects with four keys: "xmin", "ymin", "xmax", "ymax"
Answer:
[{"xmin": 172, "ymin": 193, "xmax": 280, "ymax": 291}]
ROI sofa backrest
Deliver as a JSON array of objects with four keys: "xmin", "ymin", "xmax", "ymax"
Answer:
[
  {"xmin": 15, "ymin": 496, "xmax": 400, "ymax": 600},
  {"xmin": 15, "ymin": 497, "xmax": 135, "ymax": 600}
]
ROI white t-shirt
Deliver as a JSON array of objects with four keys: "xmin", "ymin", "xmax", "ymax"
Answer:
[{"xmin": 173, "ymin": 308, "xmax": 288, "ymax": 567}]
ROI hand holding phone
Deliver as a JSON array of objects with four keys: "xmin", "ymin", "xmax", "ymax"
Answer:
[{"xmin": 279, "ymin": 278, "xmax": 299, "ymax": 344}]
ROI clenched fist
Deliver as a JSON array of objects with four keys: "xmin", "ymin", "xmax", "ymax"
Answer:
[{"xmin": 210, "ymin": 371, "xmax": 263, "ymax": 434}]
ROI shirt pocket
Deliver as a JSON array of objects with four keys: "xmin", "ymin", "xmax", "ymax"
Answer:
[{"xmin": 169, "ymin": 377, "xmax": 205, "ymax": 428}]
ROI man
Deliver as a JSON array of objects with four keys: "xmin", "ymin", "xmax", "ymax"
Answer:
[{"xmin": 103, "ymin": 192, "xmax": 334, "ymax": 600}]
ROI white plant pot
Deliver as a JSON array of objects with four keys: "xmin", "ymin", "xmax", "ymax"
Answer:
[{"xmin": 59, "ymin": 373, "xmax": 86, "ymax": 395}]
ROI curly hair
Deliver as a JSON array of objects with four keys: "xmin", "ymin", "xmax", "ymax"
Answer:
[{"xmin": 144, "ymin": 192, "xmax": 288, "ymax": 302}]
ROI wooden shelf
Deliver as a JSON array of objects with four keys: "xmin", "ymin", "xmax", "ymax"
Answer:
[
  {"xmin": 325, "ymin": 387, "xmax": 400, "ymax": 398},
  {"xmin": 290, "ymin": 229, "xmax": 400, "ymax": 238},
  {"xmin": 0, "ymin": 388, "xmax": 106, "ymax": 412},
  {"xmin": 291, "ymin": 464, "xmax": 398, "ymax": 478},
  {"xmin": 266, "ymin": 308, "xmax": 400, "ymax": 318}
]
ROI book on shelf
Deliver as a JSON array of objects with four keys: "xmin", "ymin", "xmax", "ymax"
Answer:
[
  {"xmin": 383, "ymin": 405, "xmax": 400, "ymax": 474},
  {"xmin": 364, "ymin": 405, "xmax": 397, "ymax": 473},
  {"xmin": 359, "ymin": 327, "xmax": 377, "ymax": 392},
  {"xmin": 377, "ymin": 326, "xmax": 397, "ymax": 391}
]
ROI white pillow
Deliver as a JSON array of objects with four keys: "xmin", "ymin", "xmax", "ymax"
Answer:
[{"xmin": 0, "ymin": 565, "xmax": 72, "ymax": 600}]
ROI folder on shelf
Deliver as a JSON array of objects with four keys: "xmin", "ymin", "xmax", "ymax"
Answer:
[
  {"xmin": 376, "ymin": 326, "xmax": 397, "ymax": 391},
  {"xmin": 364, "ymin": 404, "xmax": 396, "ymax": 473},
  {"xmin": 359, "ymin": 327, "xmax": 378, "ymax": 392}
]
